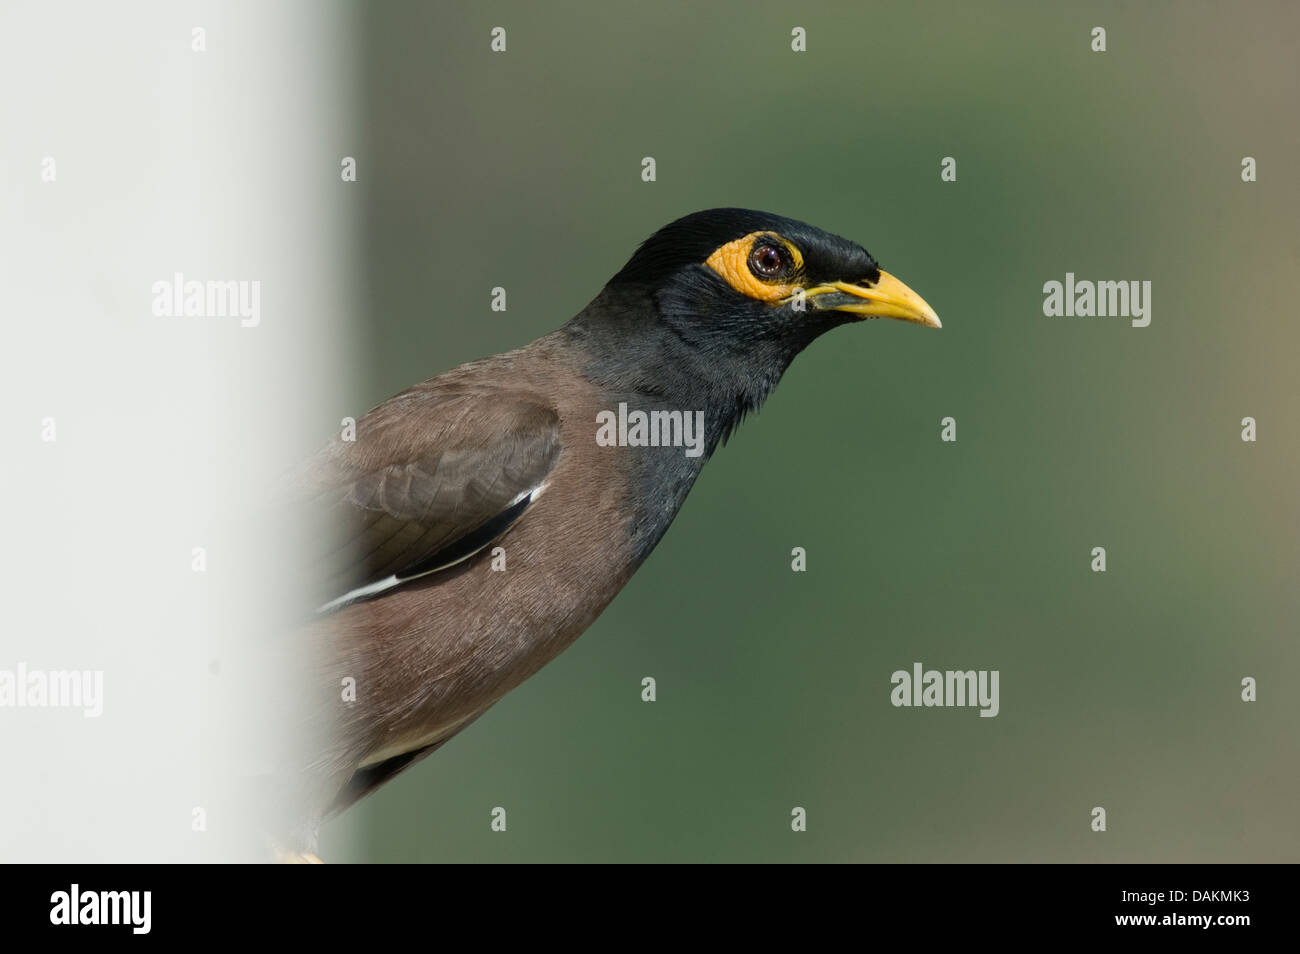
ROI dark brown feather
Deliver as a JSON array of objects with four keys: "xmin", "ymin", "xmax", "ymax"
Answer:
[{"xmin": 302, "ymin": 386, "xmax": 562, "ymax": 609}]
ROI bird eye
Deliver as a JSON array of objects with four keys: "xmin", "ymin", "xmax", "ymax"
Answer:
[{"xmin": 748, "ymin": 242, "xmax": 789, "ymax": 279}]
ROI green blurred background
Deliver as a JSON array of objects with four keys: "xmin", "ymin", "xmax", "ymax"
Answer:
[{"xmin": 320, "ymin": 0, "xmax": 1298, "ymax": 861}]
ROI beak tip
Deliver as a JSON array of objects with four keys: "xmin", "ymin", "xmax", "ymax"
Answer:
[{"xmin": 831, "ymin": 270, "xmax": 942, "ymax": 329}]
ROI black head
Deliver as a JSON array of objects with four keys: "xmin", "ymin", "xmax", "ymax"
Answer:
[
  {"xmin": 568, "ymin": 208, "xmax": 940, "ymax": 454},
  {"xmin": 608, "ymin": 208, "xmax": 939, "ymax": 358},
  {"xmin": 612, "ymin": 208, "xmax": 879, "ymax": 287}
]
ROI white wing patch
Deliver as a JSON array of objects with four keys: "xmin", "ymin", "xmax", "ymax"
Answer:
[{"xmin": 314, "ymin": 481, "xmax": 548, "ymax": 614}]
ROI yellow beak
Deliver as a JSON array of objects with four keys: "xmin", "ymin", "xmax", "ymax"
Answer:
[{"xmin": 805, "ymin": 271, "xmax": 941, "ymax": 328}]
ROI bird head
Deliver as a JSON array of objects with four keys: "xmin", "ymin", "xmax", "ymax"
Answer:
[
  {"xmin": 608, "ymin": 208, "xmax": 939, "ymax": 357},
  {"xmin": 569, "ymin": 208, "xmax": 941, "ymax": 453}
]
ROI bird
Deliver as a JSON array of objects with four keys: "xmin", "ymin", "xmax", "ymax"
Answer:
[{"xmin": 274, "ymin": 208, "xmax": 939, "ymax": 859}]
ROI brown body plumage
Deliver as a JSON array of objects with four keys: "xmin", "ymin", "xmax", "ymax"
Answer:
[{"xmin": 301, "ymin": 340, "xmax": 643, "ymax": 822}]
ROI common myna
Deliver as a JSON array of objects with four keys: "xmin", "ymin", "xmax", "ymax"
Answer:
[{"xmin": 280, "ymin": 208, "xmax": 939, "ymax": 857}]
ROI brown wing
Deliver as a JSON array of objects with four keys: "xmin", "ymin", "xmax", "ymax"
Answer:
[{"xmin": 299, "ymin": 385, "xmax": 562, "ymax": 612}]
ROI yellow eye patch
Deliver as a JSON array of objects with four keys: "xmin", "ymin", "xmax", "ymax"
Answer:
[{"xmin": 704, "ymin": 232, "xmax": 804, "ymax": 302}]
